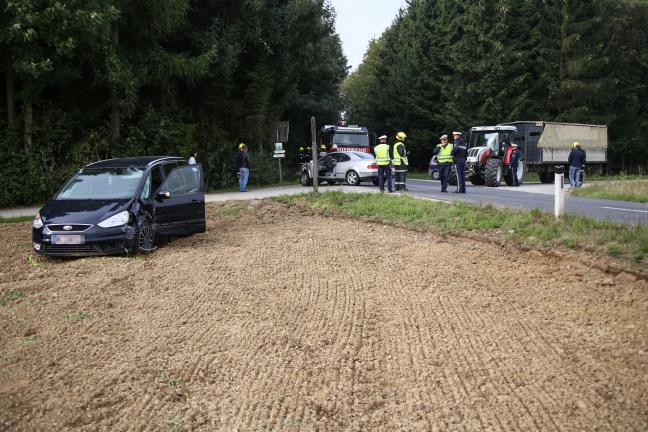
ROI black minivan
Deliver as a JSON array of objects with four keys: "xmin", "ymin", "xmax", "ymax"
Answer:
[{"xmin": 32, "ymin": 156, "xmax": 206, "ymax": 256}]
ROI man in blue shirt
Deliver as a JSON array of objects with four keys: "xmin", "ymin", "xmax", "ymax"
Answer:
[{"xmin": 567, "ymin": 142, "xmax": 586, "ymax": 188}]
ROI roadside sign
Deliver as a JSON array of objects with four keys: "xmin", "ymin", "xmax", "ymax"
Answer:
[
  {"xmin": 273, "ymin": 154, "xmax": 285, "ymax": 158},
  {"xmin": 274, "ymin": 149, "xmax": 286, "ymax": 154},
  {"xmin": 275, "ymin": 142, "xmax": 283, "ymax": 151}
]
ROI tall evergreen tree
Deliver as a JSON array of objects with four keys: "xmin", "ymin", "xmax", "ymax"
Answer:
[{"xmin": 538, "ymin": 0, "xmax": 615, "ymax": 123}]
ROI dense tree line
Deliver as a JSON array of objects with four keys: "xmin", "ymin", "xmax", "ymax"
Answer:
[
  {"xmin": 2, "ymin": 0, "xmax": 646, "ymax": 208},
  {"xmin": 342, "ymin": 0, "xmax": 648, "ymax": 172},
  {"xmin": 0, "ymin": 0, "xmax": 346, "ymax": 207}
]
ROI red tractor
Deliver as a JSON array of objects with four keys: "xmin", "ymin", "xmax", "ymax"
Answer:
[{"xmin": 465, "ymin": 125, "xmax": 526, "ymax": 187}]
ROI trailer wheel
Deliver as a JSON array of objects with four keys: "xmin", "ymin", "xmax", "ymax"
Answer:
[
  {"xmin": 539, "ymin": 172, "xmax": 554, "ymax": 184},
  {"xmin": 469, "ymin": 175, "xmax": 485, "ymax": 186},
  {"xmin": 485, "ymin": 158, "xmax": 503, "ymax": 187}
]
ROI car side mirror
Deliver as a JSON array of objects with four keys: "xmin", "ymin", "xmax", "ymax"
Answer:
[{"xmin": 156, "ymin": 191, "xmax": 171, "ymax": 199}]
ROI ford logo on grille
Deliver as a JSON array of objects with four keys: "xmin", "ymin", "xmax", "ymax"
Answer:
[{"xmin": 63, "ymin": 225, "xmax": 73, "ymax": 231}]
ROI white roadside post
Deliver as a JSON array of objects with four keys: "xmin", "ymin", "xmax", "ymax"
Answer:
[
  {"xmin": 273, "ymin": 142, "xmax": 285, "ymax": 183},
  {"xmin": 554, "ymin": 166, "xmax": 565, "ymax": 220}
]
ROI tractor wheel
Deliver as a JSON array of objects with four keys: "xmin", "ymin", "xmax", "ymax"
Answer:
[
  {"xmin": 448, "ymin": 170, "xmax": 457, "ymax": 186},
  {"xmin": 484, "ymin": 158, "xmax": 503, "ymax": 187},
  {"xmin": 469, "ymin": 175, "xmax": 485, "ymax": 186},
  {"xmin": 505, "ymin": 161, "xmax": 527, "ymax": 186}
]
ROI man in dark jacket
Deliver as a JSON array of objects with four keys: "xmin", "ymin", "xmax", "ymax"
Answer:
[
  {"xmin": 567, "ymin": 142, "xmax": 586, "ymax": 188},
  {"xmin": 451, "ymin": 131, "xmax": 468, "ymax": 193},
  {"xmin": 237, "ymin": 144, "xmax": 251, "ymax": 192},
  {"xmin": 509, "ymin": 143, "xmax": 522, "ymax": 186}
]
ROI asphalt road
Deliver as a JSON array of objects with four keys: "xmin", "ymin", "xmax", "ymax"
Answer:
[
  {"xmin": 403, "ymin": 178, "xmax": 648, "ymax": 226},
  {"xmin": 2, "ymin": 180, "xmax": 646, "ymax": 226}
]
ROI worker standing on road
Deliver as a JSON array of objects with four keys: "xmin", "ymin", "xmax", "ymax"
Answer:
[
  {"xmin": 510, "ymin": 143, "xmax": 521, "ymax": 186},
  {"xmin": 393, "ymin": 132, "xmax": 409, "ymax": 192},
  {"xmin": 433, "ymin": 134, "xmax": 453, "ymax": 193},
  {"xmin": 235, "ymin": 143, "xmax": 244, "ymax": 179},
  {"xmin": 451, "ymin": 131, "xmax": 468, "ymax": 193},
  {"xmin": 298, "ymin": 147, "xmax": 306, "ymax": 164},
  {"xmin": 568, "ymin": 142, "xmax": 586, "ymax": 189},
  {"xmin": 374, "ymin": 135, "xmax": 394, "ymax": 193},
  {"xmin": 237, "ymin": 144, "xmax": 251, "ymax": 192}
]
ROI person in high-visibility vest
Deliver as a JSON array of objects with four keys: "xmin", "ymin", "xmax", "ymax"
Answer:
[
  {"xmin": 374, "ymin": 135, "xmax": 394, "ymax": 193},
  {"xmin": 393, "ymin": 132, "xmax": 409, "ymax": 191},
  {"xmin": 319, "ymin": 144, "xmax": 327, "ymax": 158},
  {"xmin": 433, "ymin": 134, "xmax": 453, "ymax": 192}
]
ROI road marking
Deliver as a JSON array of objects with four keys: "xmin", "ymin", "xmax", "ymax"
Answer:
[{"xmin": 601, "ymin": 206, "xmax": 648, "ymax": 214}]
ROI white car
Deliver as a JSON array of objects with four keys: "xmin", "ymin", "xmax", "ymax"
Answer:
[{"xmin": 299, "ymin": 151, "xmax": 379, "ymax": 186}]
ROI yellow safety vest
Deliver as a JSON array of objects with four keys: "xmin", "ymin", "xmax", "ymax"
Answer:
[
  {"xmin": 393, "ymin": 142, "xmax": 408, "ymax": 166},
  {"xmin": 374, "ymin": 143, "xmax": 391, "ymax": 165},
  {"xmin": 437, "ymin": 144, "xmax": 454, "ymax": 163}
]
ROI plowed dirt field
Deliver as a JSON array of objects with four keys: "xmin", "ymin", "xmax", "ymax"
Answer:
[{"xmin": 1, "ymin": 200, "xmax": 647, "ymax": 431}]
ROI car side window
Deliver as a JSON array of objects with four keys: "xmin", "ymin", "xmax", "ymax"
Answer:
[
  {"xmin": 162, "ymin": 166, "xmax": 200, "ymax": 196},
  {"xmin": 162, "ymin": 162, "xmax": 178, "ymax": 176},
  {"xmin": 338, "ymin": 154, "xmax": 351, "ymax": 162},
  {"xmin": 151, "ymin": 166, "xmax": 163, "ymax": 193}
]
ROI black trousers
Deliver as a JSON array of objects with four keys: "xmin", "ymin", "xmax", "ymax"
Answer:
[
  {"xmin": 393, "ymin": 162, "xmax": 408, "ymax": 191},
  {"xmin": 455, "ymin": 162, "xmax": 466, "ymax": 193},
  {"xmin": 438, "ymin": 163, "xmax": 451, "ymax": 191},
  {"xmin": 377, "ymin": 165, "xmax": 393, "ymax": 191}
]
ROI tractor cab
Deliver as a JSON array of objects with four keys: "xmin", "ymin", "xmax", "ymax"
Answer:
[{"xmin": 466, "ymin": 125, "xmax": 525, "ymax": 187}]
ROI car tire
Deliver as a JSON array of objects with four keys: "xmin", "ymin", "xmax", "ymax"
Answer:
[
  {"xmin": 135, "ymin": 217, "xmax": 157, "ymax": 253},
  {"xmin": 431, "ymin": 170, "xmax": 440, "ymax": 180},
  {"xmin": 300, "ymin": 170, "xmax": 312, "ymax": 186},
  {"xmin": 345, "ymin": 170, "xmax": 360, "ymax": 186}
]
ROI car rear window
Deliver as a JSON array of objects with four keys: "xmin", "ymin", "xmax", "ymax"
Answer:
[{"xmin": 353, "ymin": 152, "xmax": 374, "ymax": 159}]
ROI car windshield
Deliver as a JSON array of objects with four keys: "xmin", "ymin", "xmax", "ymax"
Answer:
[
  {"xmin": 332, "ymin": 133, "xmax": 369, "ymax": 146},
  {"xmin": 57, "ymin": 168, "xmax": 144, "ymax": 199}
]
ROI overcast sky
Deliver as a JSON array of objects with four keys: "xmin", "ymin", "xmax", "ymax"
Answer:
[{"xmin": 328, "ymin": 0, "xmax": 405, "ymax": 71}]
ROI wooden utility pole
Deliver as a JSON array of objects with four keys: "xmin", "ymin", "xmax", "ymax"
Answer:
[{"xmin": 311, "ymin": 117, "xmax": 318, "ymax": 193}]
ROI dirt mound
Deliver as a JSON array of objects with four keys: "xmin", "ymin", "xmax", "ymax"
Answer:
[{"xmin": 1, "ymin": 201, "xmax": 646, "ymax": 431}]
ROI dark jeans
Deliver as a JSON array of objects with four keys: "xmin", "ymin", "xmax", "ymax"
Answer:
[
  {"xmin": 455, "ymin": 162, "xmax": 466, "ymax": 193},
  {"xmin": 438, "ymin": 163, "xmax": 451, "ymax": 191},
  {"xmin": 511, "ymin": 162, "xmax": 519, "ymax": 186},
  {"xmin": 377, "ymin": 165, "xmax": 393, "ymax": 191}
]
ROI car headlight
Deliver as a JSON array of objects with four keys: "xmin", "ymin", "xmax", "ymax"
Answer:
[
  {"xmin": 97, "ymin": 211, "xmax": 130, "ymax": 228},
  {"xmin": 33, "ymin": 212, "xmax": 43, "ymax": 229}
]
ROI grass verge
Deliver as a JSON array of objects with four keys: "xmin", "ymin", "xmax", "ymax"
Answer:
[
  {"xmin": 570, "ymin": 180, "xmax": 648, "ymax": 203},
  {"xmin": 274, "ymin": 191, "xmax": 647, "ymax": 271}
]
